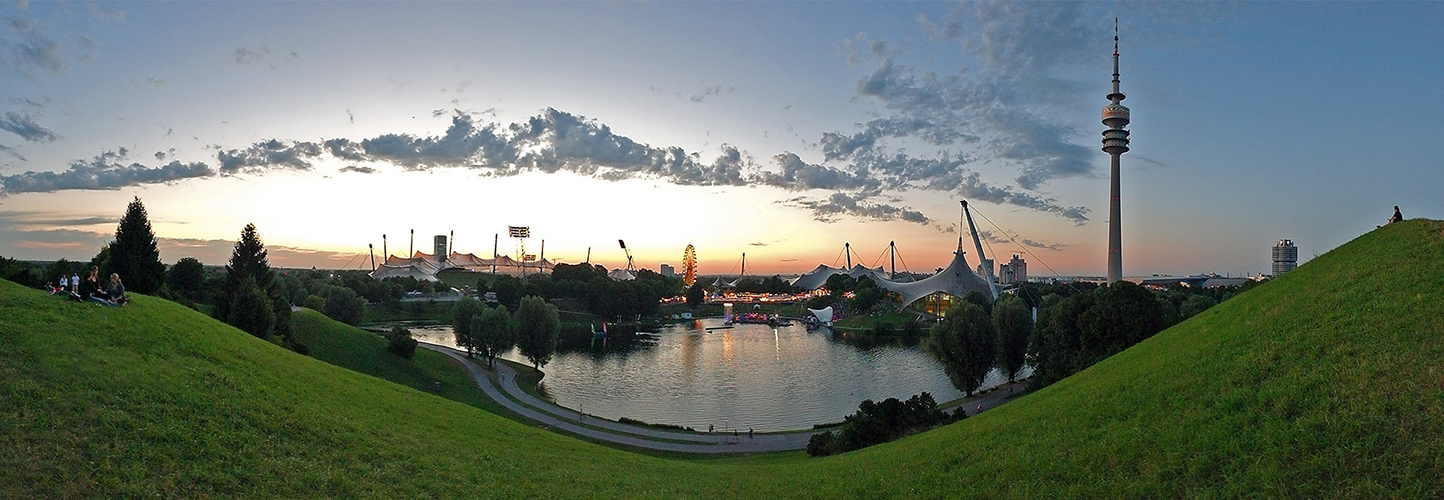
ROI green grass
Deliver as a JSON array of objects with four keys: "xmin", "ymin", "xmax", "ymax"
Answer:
[
  {"xmin": 289, "ymin": 309, "xmax": 515, "ymax": 419},
  {"xmin": 4, "ymin": 220, "xmax": 1444, "ymax": 497}
]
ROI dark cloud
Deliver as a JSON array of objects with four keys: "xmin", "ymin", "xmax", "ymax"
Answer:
[
  {"xmin": 1, "ymin": 13, "xmax": 66, "ymax": 79},
  {"xmin": 842, "ymin": 32, "xmax": 893, "ymax": 66},
  {"xmin": 759, "ymin": 152, "xmax": 878, "ymax": 192},
  {"xmin": 824, "ymin": 1, "xmax": 1110, "ymax": 206},
  {"xmin": 748, "ymin": 242, "xmax": 768, "ymax": 247},
  {"xmin": 0, "ymin": 110, "xmax": 58, "ymax": 142},
  {"xmin": 217, "ymin": 139, "xmax": 322, "ymax": 173},
  {"xmin": 0, "ymin": 154, "xmax": 213, "ymax": 196},
  {"xmin": 784, "ymin": 192, "xmax": 931, "ymax": 225},
  {"xmin": 1021, "ymin": 238, "xmax": 1064, "ymax": 251},
  {"xmin": 231, "ymin": 45, "xmax": 297, "ymax": 67},
  {"xmin": 956, "ymin": 172, "xmax": 1089, "ymax": 225},
  {"xmin": 688, "ymin": 85, "xmax": 729, "ymax": 103},
  {"xmin": 0, "ymin": 142, "xmax": 25, "ymax": 162},
  {"xmin": 339, "ymin": 166, "xmax": 376, "ymax": 174},
  {"xmin": 359, "ymin": 113, "xmax": 509, "ymax": 170}
]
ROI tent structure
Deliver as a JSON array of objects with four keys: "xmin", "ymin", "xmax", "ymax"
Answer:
[
  {"xmin": 873, "ymin": 248, "xmax": 993, "ymax": 310},
  {"xmin": 368, "ymin": 251, "xmax": 556, "ymax": 281},
  {"xmin": 790, "ymin": 264, "xmax": 888, "ymax": 291}
]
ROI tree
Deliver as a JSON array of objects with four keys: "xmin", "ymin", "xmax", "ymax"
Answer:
[
  {"xmin": 0, "ymin": 255, "xmax": 42, "ymax": 288},
  {"xmin": 216, "ymin": 224, "xmax": 272, "ymax": 322},
  {"xmin": 514, "ymin": 295, "xmax": 560, "ymax": 369},
  {"xmin": 472, "ymin": 304, "xmax": 516, "ymax": 368},
  {"xmin": 386, "ymin": 327, "xmax": 418, "ymax": 359},
  {"xmin": 851, "ymin": 276, "xmax": 886, "ymax": 312},
  {"xmin": 925, "ymin": 301, "xmax": 996, "ymax": 396},
  {"xmin": 45, "ymin": 258, "xmax": 75, "ymax": 286},
  {"xmin": 686, "ymin": 282, "xmax": 706, "ymax": 307},
  {"xmin": 992, "ymin": 295, "xmax": 1031, "ymax": 383},
  {"xmin": 166, "ymin": 257, "xmax": 207, "ymax": 301},
  {"xmin": 452, "ymin": 296, "xmax": 486, "ymax": 358},
  {"xmin": 108, "ymin": 197, "xmax": 167, "ymax": 294},
  {"xmin": 492, "ymin": 275, "xmax": 522, "ymax": 308},
  {"xmin": 1180, "ymin": 294, "xmax": 1219, "ymax": 319},
  {"xmin": 229, "ymin": 277, "xmax": 275, "ymax": 338},
  {"xmin": 319, "ymin": 285, "xmax": 364, "ymax": 326},
  {"xmin": 215, "ymin": 223, "xmax": 289, "ymax": 339}
]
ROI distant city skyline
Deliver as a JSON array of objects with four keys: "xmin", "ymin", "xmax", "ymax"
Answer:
[{"xmin": 2, "ymin": 2, "xmax": 1441, "ymax": 277}]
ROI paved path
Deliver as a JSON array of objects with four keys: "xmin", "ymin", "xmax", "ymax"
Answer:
[
  {"xmin": 420, "ymin": 342, "xmax": 817, "ymax": 453},
  {"xmin": 418, "ymin": 341, "xmax": 1026, "ymax": 454}
]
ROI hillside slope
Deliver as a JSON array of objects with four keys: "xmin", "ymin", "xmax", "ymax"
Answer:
[{"xmin": 3, "ymin": 220, "xmax": 1441, "ymax": 497}]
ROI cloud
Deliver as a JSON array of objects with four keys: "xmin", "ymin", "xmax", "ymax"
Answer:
[
  {"xmin": 339, "ymin": 165, "xmax": 376, "ymax": 174},
  {"xmin": 688, "ymin": 85, "xmax": 730, "ymax": 103},
  {"xmin": 828, "ymin": 2, "xmax": 1109, "ymax": 197},
  {"xmin": 88, "ymin": 3, "xmax": 126, "ymax": 22},
  {"xmin": 916, "ymin": 11, "xmax": 963, "ymax": 41},
  {"xmin": 955, "ymin": 171, "xmax": 1089, "ymax": 225},
  {"xmin": 0, "ymin": 142, "xmax": 25, "ymax": 161},
  {"xmin": 1, "ymin": 13, "xmax": 66, "ymax": 79},
  {"xmin": 783, "ymin": 192, "xmax": 932, "ymax": 225},
  {"xmin": 842, "ymin": 32, "xmax": 893, "ymax": 66},
  {"xmin": 217, "ymin": 139, "xmax": 322, "ymax": 173},
  {"xmin": 0, "ymin": 110, "xmax": 58, "ymax": 142},
  {"xmin": 1020, "ymin": 238, "xmax": 1064, "ymax": 251},
  {"xmin": 759, "ymin": 152, "xmax": 879, "ymax": 192},
  {"xmin": 0, "ymin": 153, "xmax": 213, "ymax": 196},
  {"xmin": 231, "ymin": 45, "xmax": 297, "ymax": 67}
]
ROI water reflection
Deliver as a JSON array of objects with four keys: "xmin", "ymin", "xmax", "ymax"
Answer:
[{"xmin": 402, "ymin": 318, "xmax": 1017, "ymax": 431}]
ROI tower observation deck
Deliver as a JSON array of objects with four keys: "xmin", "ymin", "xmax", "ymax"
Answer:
[{"xmin": 1103, "ymin": 19, "xmax": 1130, "ymax": 284}]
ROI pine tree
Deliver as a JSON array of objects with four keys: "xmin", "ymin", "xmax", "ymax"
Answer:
[
  {"xmin": 108, "ymin": 197, "xmax": 167, "ymax": 294},
  {"xmin": 215, "ymin": 223, "xmax": 286, "ymax": 338}
]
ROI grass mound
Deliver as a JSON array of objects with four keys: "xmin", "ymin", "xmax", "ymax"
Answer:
[{"xmin": 3, "ymin": 220, "xmax": 1442, "ymax": 497}]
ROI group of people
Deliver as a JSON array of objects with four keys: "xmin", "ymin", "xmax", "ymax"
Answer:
[{"xmin": 49, "ymin": 266, "xmax": 128, "ymax": 307}]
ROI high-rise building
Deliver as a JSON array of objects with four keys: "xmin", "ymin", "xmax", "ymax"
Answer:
[
  {"xmin": 1102, "ymin": 20, "xmax": 1130, "ymax": 283},
  {"xmin": 1272, "ymin": 239, "xmax": 1298, "ymax": 276},
  {"xmin": 659, "ymin": 263, "xmax": 675, "ymax": 277},
  {"xmin": 998, "ymin": 254, "xmax": 1028, "ymax": 284},
  {"xmin": 977, "ymin": 258, "xmax": 995, "ymax": 280}
]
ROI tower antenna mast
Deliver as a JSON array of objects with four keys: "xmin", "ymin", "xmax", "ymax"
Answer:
[{"xmin": 1102, "ymin": 17, "xmax": 1131, "ymax": 284}]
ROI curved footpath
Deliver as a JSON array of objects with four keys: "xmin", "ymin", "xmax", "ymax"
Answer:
[{"xmin": 419, "ymin": 341, "xmax": 1022, "ymax": 454}]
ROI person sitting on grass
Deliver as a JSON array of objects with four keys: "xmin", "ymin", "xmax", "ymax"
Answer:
[
  {"xmin": 107, "ymin": 273, "xmax": 129, "ymax": 306},
  {"xmin": 1389, "ymin": 205, "xmax": 1404, "ymax": 224},
  {"xmin": 78, "ymin": 268, "xmax": 117, "ymax": 306}
]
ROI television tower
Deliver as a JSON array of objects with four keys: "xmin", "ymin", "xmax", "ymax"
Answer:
[{"xmin": 1102, "ymin": 19, "xmax": 1130, "ymax": 284}]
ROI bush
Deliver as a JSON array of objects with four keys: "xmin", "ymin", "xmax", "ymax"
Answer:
[
  {"xmin": 304, "ymin": 294, "xmax": 326, "ymax": 312},
  {"xmin": 806, "ymin": 392, "xmax": 954, "ymax": 457},
  {"xmin": 386, "ymin": 327, "xmax": 417, "ymax": 359}
]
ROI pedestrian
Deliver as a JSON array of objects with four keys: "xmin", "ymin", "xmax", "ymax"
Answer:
[
  {"xmin": 708, "ymin": 424, "xmax": 714, "ymax": 433},
  {"xmin": 976, "ymin": 403, "xmax": 982, "ymax": 414},
  {"xmin": 70, "ymin": 273, "xmax": 79, "ymax": 293},
  {"xmin": 748, "ymin": 427, "xmax": 753, "ymax": 439}
]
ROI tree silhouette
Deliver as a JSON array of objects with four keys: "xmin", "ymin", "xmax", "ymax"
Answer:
[{"xmin": 108, "ymin": 197, "xmax": 167, "ymax": 294}]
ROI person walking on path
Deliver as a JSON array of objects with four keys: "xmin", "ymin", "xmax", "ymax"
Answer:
[{"xmin": 1389, "ymin": 205, "xmax": 1404, "ymax": 224}]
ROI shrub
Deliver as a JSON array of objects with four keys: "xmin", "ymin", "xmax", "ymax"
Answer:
[{"xmin": 386, "ymin": 327, "xmax": 417, "ymax": 359}]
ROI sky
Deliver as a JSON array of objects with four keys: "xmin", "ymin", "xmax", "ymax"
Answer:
[{"xmin": 2, "ymin": 1, "xmax": 1442, "ymax": 278}]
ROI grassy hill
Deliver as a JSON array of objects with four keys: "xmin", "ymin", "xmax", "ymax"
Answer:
[
  {"xmin": 4, "ymin": 220, "xmax": 1442, "ymax": 497},
  {"xmin": 287, "ymin": 309, "xmax": 514, "ymax": 418}
]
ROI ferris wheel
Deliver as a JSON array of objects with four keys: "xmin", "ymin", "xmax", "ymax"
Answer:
[{"xmin": 682, "ymin": 244, "xmax": 697, "ymax": 287}]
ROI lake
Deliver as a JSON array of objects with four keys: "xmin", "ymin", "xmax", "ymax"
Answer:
[{"xmin": 405, "ymin": 318, "xmax": 1017, "ymax": 431}]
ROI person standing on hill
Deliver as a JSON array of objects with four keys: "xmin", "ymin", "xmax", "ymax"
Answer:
[{"xmin": 1389, "ymin": 206, "xmax": 1404, "ymax": 224}]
